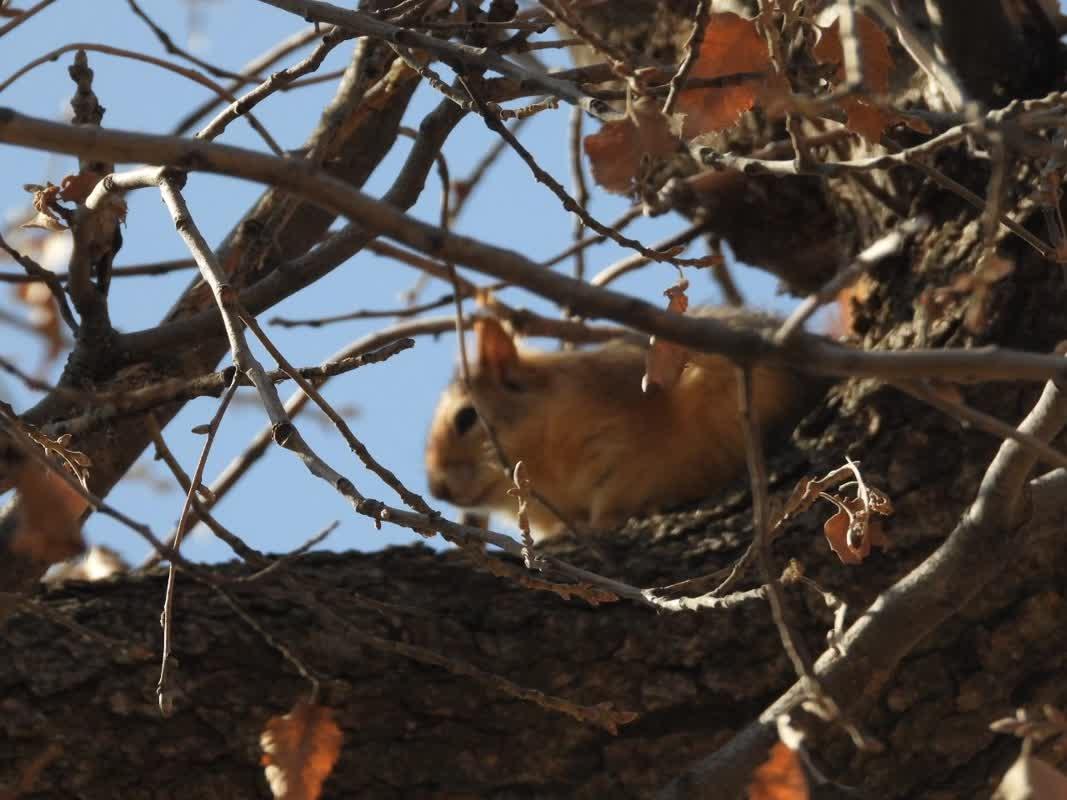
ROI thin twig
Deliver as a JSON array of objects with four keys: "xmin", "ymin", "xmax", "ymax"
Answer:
[
  {"xmin": 0, "ymin": 0, "xmax": 53, "ymax": 37},
  {"xmin": 307, "ymin": 584, "xmax": 637, "ymax": 732},
  {"xmin": 662, "ymin": 0, "xmax": 710, "ymax": 115},
  {"xmin": 172, "ymin": 25, "xmax": 321, "ymax": 135},
  {"xmin": 0, "ymin": 258, "xmax": 198, "ymax": 284},
  {"xmin": 41, "ymin": 339, "xmax": 414, "ymax": 437},
  {"xmin": 152, "ymin": 377, "xmax": 238, "ymax": 716},
  {"xmin": 256, "ymin": 0, "xmax": 614, "ymax": 118},
  {"xmin": 737, "ymin": 367, "xmax": 814, "ymax": 683},
  {"xmin": 270, "ymin": 296, "xmax": 458, "ymax": 327},
  {"xmin": 238, "ymin": 306, "xmax": 435, "ymax": 514},
  {"xmin": 211, "ymin": 584, "xmax": 323, "ymax": 698},
  {"xmin": 461, "ymin": 76, "xmax": 717, "ymax": 269},
  {"xmin": 197, "ymin": 25, "xmax": 350, "ymax": 143},
  {"xmin": 539, "ymin": 205, "xmax": 643, "ymax": 267},
  {"xmin": 567, "ymin": 104, "xmax": 589, "ymax": 284},
  {"xmin": 0, "ymin": 43, "xmax": 284, "ymax": 155},
  {"xmin": 126, "ymin": 0, "xmax": 264, "ymax": 83},
  {"xmin": 590, "ymin": 224, "xmax": 707, "ymax": 287},
  {"xmin": 448, "ymin": 118, "xmax": 526, "ymax": 223}
]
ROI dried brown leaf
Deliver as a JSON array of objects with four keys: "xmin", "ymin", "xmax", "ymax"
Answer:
[
  {"xmin": 11, "ymin": 462, "xmax": 88, "ymax": 564},
  {"xmin": 747, "ymin": 741, "xmax": 809, "ymax": 800},
  {"xmin": 838, "ymin": 97, "xmax": 894, "ymax": 143},
  {"xmin": 584, "ymin": 96, "xmax": 679, "ymax": 194},
  {"xmin": 20, "ymin": 211, "xmax": 67, "ymax": 232},
  {"xmin": 814, "ymin": 13, "xmax": 892, "ymax": 92},
  {"xmin": 677, "ymin": 13, "xmax": 775, "ymax": 138},
  {"xmin": 814, "ymin": 13, "xmax": 896, "ymax": 141},
  {"xmin": 823, "ymin": 496, "xmax": 889, "ymax": 565},
  {"xmin": 642, "ymin": 279, "xmax": 690, "ymax": 393},
  {"xmin": 27, "ymin": 181, "xmax": 60, "ymax": 213},
  {"xmin": 261, "ymin": 701, "xmax": 343, "ymax": 800},
  {"xmin": 58, "ymin": 170, "xmax": 105, "ymax": 204}
]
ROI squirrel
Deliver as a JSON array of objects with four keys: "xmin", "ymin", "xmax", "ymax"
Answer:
[{"xmin": 424, "ymin": 309, "xmax": 817, "ymax": 541}]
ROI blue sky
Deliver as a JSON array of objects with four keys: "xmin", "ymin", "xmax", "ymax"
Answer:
[{"xmin": 0, "ymin": 1, "xmax": 809, "ymax": 565}]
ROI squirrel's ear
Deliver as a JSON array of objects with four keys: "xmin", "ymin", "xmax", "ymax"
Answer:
[{"xmin": 475, "ymin": 318, "xmax": 518, "ymax": 378}]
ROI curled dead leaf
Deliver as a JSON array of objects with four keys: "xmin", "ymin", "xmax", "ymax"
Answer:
[
  {"xmin": 20, "ymin": 210, "xmax": 67, "ymax": 232},
  {"xmin": 747, "ymin": 741, "xmax": 810, "ymax": 800},
  {"xmin": 642, "ymin": 279, "xmax": 690, "ymax": 393},
  {"xmin": 58, "ymin": 170, "xmax": 105, "ymax": 204},
  {"xmin": 261, "ymin": 701, "xmax": 343, "ymax": 800},
  {"xmin": 822, "ymin": 495, "xmax": 889, "ymax": 565}
]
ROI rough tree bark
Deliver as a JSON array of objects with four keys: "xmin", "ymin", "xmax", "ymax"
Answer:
[{"xmin": 2, "ymin": 1, "xmax": 1067, "ymax": 799}]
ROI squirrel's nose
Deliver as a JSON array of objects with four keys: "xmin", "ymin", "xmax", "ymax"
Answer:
[{"xmin": 428, "ymin": 477, "xmax": 452, "ymax": 502}]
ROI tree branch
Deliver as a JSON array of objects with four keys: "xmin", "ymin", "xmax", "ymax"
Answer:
[{"xmin": 4, "ymin": 109, "xmax": 1067, "ymax": 385}]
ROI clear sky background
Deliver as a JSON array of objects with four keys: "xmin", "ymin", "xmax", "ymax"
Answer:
[{"xmin": 1, "ymin": 1, "xmax": 823, "ymax": 566}]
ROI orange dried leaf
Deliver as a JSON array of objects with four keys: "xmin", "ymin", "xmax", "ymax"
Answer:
[
  {"xmin": 58, "ymin": 171, "xmax": 105, "ymax": 204},
  {"xmin": 643, "ymin": 280, "xmax": 690, "ymax": 393},
  {"xmin": 814, "ymin": 14, "xmax": 895, "ymax": 141},
  {"xmin": 261, "ymin": 702, "xmax": 343, "ymax": 800},
  {"xmin": 584, "ymin": 98, "xmax": 679, "ymax": 194},
  {"xmin": 11, "ymin": 462, "xmax": 88, "ymax": 564},
  {"xmin": 748, "ymin": 742, "xmax": 810, "ymax": 800},
  {"xmin": 677, "ymin": 13, "xmax": 775, "ymax": 138},
  {"xmin": 838, "ymin": 98, "xmax": 894, "ymax": 143},
  {"xmin": 665, "ymin": 280, "xmax": 689, "ymax": 314},
  {"xmin": 585, "ymin": 121, "xmax": 640, "ymax": 194},
  {"xmin": 814, "ymin": 13, "xmax": 892, "ymax": 92},
  {"xmin": 823, "ymin": 496, "xmax": 889, "ymax": 565}
]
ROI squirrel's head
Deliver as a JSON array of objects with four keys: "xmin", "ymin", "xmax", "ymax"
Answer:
[{"xmin": 424, "ymin": 318, "xmax": 548, "ymax": 514}]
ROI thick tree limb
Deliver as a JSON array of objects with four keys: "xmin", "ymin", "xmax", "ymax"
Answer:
[{"xmin": 3, "ymin": 110, "xmax": 1067, "ymax": 385}]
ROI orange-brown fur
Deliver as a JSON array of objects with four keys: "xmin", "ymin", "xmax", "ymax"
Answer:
[{"xmin": 425, "ymin": 313, "xmax": 809, "ymax": 540}]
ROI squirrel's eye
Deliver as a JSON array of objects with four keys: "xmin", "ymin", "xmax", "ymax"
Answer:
[{"xmin": 453, "ymin": 405, "xmax": 479, "ymax": 435}]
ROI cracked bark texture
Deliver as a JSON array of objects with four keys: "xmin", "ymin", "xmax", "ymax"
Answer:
[{"xmin": 3, "ymin": 1, "xmax": 1067, "ymax": 798}]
